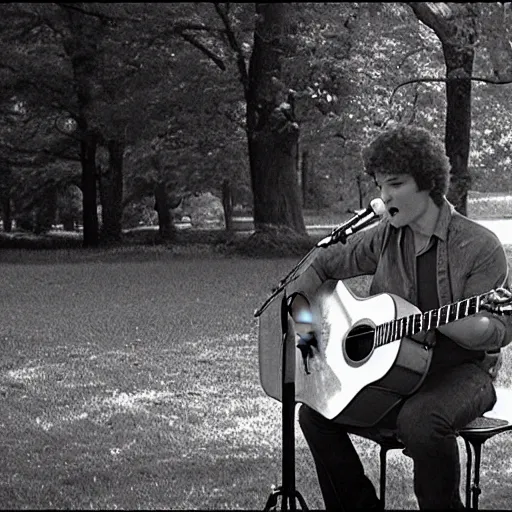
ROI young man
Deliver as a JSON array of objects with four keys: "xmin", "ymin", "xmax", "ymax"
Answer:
[{"xmin": 289, "ymin": 125, "xmax": 512, "ymax": 510}]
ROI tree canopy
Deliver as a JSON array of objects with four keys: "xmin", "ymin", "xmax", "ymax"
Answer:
[{"xmin": 1, "ymin": 2, "xmax": 511, "ymax": 243}]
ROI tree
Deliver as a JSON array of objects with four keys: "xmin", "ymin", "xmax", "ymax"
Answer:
[
  {"xmin": 174, "ymin": 3, "xmax": 306, "ymax": 236},
  {"xmin": 245, "ymin": 3, "xmax": 305, "ymax": 234},
  {"xmin": 407, "ymin": 2, "xmax": 477, "ymax": 215},
  {"xmin": 0, "ymin": 3, "xmax": 200, "ymax": 244},
  {"xmin": 2, "ymin": 1, "xmax": 512, "ymax": 242}
]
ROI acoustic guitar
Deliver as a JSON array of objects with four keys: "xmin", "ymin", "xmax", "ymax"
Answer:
[{"xmin": 258, "ymin": 280, "xmax": 512, "ymax": 428}]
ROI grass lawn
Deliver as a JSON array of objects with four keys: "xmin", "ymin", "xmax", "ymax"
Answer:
[{"xmin": 1, "ymin": 202, "xmax": 512, "ymax": 509}]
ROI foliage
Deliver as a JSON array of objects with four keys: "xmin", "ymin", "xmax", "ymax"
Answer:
[{"xmin": 1, "ymin": 2, "xmax": 512, "ymax": 238}]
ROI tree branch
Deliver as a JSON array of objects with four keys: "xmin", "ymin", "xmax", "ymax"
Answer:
[
  {"xmin": 178, "ymin": 32, "xmax": 226, "ymax": 71},
  {"xmin": 56, "ymin": 3, "xmax": 143, "ymax": 24},
  {"xmin": 406, "ymin": 2, "xmax": 453, "ymax": 41},
  {"xmin": 171, "ymin": 22, "xmax": 219, "ymax": 33},
  {"xmin": 389, "ymin": 74, "xmax": 512, "ymax": 104},
  {"xmin": 397, "ymin": 46, "xmax": 427, "ymax": 69},
  {"xmin": 213, "ymin": 3, "xmax": 250, "ymax": 96}
]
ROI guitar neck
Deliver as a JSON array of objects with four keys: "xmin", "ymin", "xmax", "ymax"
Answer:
[{"xmin": 375, "ymin": 293, "xmax": 487, "ymax": 347}]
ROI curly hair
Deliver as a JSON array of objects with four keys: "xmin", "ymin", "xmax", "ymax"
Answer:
[{"xmin": 362, "ymin": 125, "xmax": 451, "ymax": 206}]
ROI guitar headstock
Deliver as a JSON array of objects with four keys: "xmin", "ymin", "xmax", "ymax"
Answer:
[{"xmin": 481, "ymin": 287, "xmax": 512, "ymax": 315}]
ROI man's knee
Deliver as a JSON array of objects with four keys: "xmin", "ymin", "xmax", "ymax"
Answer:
[
  {"xmin": 298, "ymin": 403, "xmax": 341, "ymax": 438},
  {"xmin": 298, "ymin": 403, "xmax": 317, "ymax": 435},
  {"xmin": 396, "ymin": 401, "xmax": 451, "ymax": 451}
]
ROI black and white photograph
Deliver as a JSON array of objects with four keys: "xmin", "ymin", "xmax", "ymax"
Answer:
[{"xmin": 1, "ymin": 3, "xmax": 512, "ymax": 510}]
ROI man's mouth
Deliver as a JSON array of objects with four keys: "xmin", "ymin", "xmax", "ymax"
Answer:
[{"xmin": 388, "ymin": 207, "xmax": 399, "ymax": 217}]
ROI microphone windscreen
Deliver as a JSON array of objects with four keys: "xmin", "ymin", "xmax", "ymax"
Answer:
[{"xmin": 370, "ymin": 198, "xmax": 386, "ymax": 216}]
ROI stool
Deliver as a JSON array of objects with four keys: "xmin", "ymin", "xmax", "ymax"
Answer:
[{"xmin": 347, "ymin": 387, "xmax": 512, "ymax": 510}]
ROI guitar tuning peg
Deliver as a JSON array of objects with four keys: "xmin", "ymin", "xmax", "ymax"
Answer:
[
  {"xmin": 493, "ymin": 304, "xmax": 512, "ymax": 315},
  {"xmin": 496, "ymin": 287, "xmax": 512, "ymax": 298}
]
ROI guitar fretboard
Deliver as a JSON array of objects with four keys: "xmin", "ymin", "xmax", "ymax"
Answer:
[{"xmin": 374, "ymin": 293, "xmax": 486, "ymax": 347}]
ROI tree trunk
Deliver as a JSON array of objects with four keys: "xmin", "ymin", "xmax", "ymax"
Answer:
[
  {"xmin": 301, "ymin": 150, "xmax": 309, "ymax": 208},
  {"xmin": 408, "ymin": 3, "xmax": 477, "ymax": 216},
  {"xmin": 62, "ymin": 216, "xmax": 75, "ymax": 232},
  {"xmin": 2, "ymin": 197, "xmax": 11, "ymax": 232},
  {"xmin": 442, "ymin": 42, "xmax": 474, "ymax": 215},
  {"xmin": 99, "ymin": 140, "xmax": 124, "ymax": 243},
  {"xmin": 246, "ymin": 3, "xmax": 306, "ymax": 234},
  {"xmin": 356, "ymin": 175, "xmax": 364, "ymax": 209},
  {"xmin": 61, "ymin": 6, "xmax": 104, "ymax": 247},
  {"xmin": 154, "ymin": 181, "xmax": 175, "ymax": 241},
  {"xmin": 81, "ymin": 131, "xmax": 99, "ymax": 247},
  {"xmin": 222, "ymin": 178, "xmax": 233, "ymax": 232},
  {"xmin": 0, "ymin": 167, "xmax": 12, "ymax": 232},
  {"xmin": 35, "ymin": 185, "xmax": 57, "ymax": 234}
]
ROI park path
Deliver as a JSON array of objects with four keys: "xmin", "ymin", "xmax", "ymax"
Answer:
[
  {"xmin": 477, "ymin": 219, "xmax": 512, "ymax": 244},
  {"xmin": 306, "ymin": 219, "xmax": 512, "ymax": 244},
  {"xmin": 179, "ymin": 216, "xmax": 512, "ymax": 244}
]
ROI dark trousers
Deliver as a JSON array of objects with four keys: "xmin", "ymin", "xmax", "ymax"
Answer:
[{"xmin": 298, "ymin": 362, "xmax": 496, "ymax": 510}]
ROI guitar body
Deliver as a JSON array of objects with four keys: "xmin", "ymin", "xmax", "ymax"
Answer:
[
  {"xmin": 259, "ymin": 281, "xmax": 432, "ymax": 427},
  {"xmin": 258, "ymin": 279, "xmax": 510, "ymax": 428},
  {"xmin": 293, "ymin": 280, "xmax": 432, "ymax": 427}
]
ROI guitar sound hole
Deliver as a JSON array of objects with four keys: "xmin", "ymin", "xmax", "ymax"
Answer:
[{"xmin": 345, "ymin": 324, "xmax": 375, "ymax": 362}]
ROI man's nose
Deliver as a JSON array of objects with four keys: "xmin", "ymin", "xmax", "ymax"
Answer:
[{"xmin": 380, "ymin": 187, "xmax": 392, "ymax": 204}]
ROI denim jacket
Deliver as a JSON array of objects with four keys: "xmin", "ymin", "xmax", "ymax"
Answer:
[{"xmin": 308, "ymin": 198, "xmax": 512, "ymax": 378}]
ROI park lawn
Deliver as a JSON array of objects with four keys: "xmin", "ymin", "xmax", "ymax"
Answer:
[{"xmin": 0, "ymin": 246, "xmax": 511, "ymax": 510}]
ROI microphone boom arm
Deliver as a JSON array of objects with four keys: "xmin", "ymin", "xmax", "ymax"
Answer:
[{"xmin": 316, "ymin": 200, "xmax": 385, "ymax": 248}]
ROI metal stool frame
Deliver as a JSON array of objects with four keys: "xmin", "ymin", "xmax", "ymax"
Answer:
[{"xmin": 361, "ymin": 416, "xmax": 512, "ymax": 510}]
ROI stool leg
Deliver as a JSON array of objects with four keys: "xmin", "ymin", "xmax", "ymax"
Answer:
[
  {"xmin": 379, "ymin": 446, "xmax": 388, "ymax": 509},
  {"xmin": 471, "ymin": 442, "xmax": 483, "ymax": 511},
  {"xmin": 463, "ymin": 438, "xmax": 473, "ymax": 509}
]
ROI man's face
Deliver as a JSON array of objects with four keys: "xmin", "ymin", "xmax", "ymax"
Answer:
[{"xmin": 374, "ymin": 172, "xmax": 432, "ymax": 228}]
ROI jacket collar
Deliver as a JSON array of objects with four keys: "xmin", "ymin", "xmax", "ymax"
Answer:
[{"xmin": 432, "ymin": 196, "xmax": 455, "ymax": 242}]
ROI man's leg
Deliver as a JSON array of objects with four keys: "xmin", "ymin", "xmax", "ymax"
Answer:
[
  {"xmin": 396, "ymin": 363, "xmax": 496, "ymax": 510},
  {"xmin": 298, "ymin": 404, "xmax": 381, "ymax": 510}
]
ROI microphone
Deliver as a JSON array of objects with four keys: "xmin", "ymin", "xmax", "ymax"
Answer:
[{"xmin": 316, "ymin": 198, "xmax": 386, "ymax": 248}]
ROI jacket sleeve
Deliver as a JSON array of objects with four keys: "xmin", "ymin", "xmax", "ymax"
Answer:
[
  {"xmin": 285, "ymin": 221, "xmax": 386, "ymax": 306},
  {"xmin": 456, "ymin": 239, "xmax": 512, "ymax": 351},
  {"xmin": 311, "ymin": 221, "xmax": 386, "ymax": 282}
]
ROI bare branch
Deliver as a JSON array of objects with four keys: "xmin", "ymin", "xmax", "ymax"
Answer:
[
  {"xmin": 56, "ymin": 3, "xmax": 143, "ymax": 24},
  {"xmin": 172, "ymin": 22, "xmax": 219, "ymax": 34},
  {"xmin": 390, "ymin": 76, "xmax": 446, "ymax": 104},
  {"xmin": 179, "ymin": 32, "xmax": 226, "ymax": 71},
  {"xmin": 213, "ymin": 3, "xmax": 249, "ymax": 95},
  {"xmin": 390, "ymin": 74, "xmax": 512, "ymax": 104},
  {"xmin": 167, "ymin": 19, "xmax": 228, "ymax": 71},
  {"xmin": 397, "ymin": 47, "xmax": 427, "ymax": 69}
]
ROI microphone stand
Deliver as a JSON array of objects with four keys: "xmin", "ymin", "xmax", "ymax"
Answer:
[
  {"xmin": 255, "ymin": 210, "xmax": 382, "ymax": 511},
  {"xmin": 256, "ymin": 248, "xmax": 316, "ymax": 512}
]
